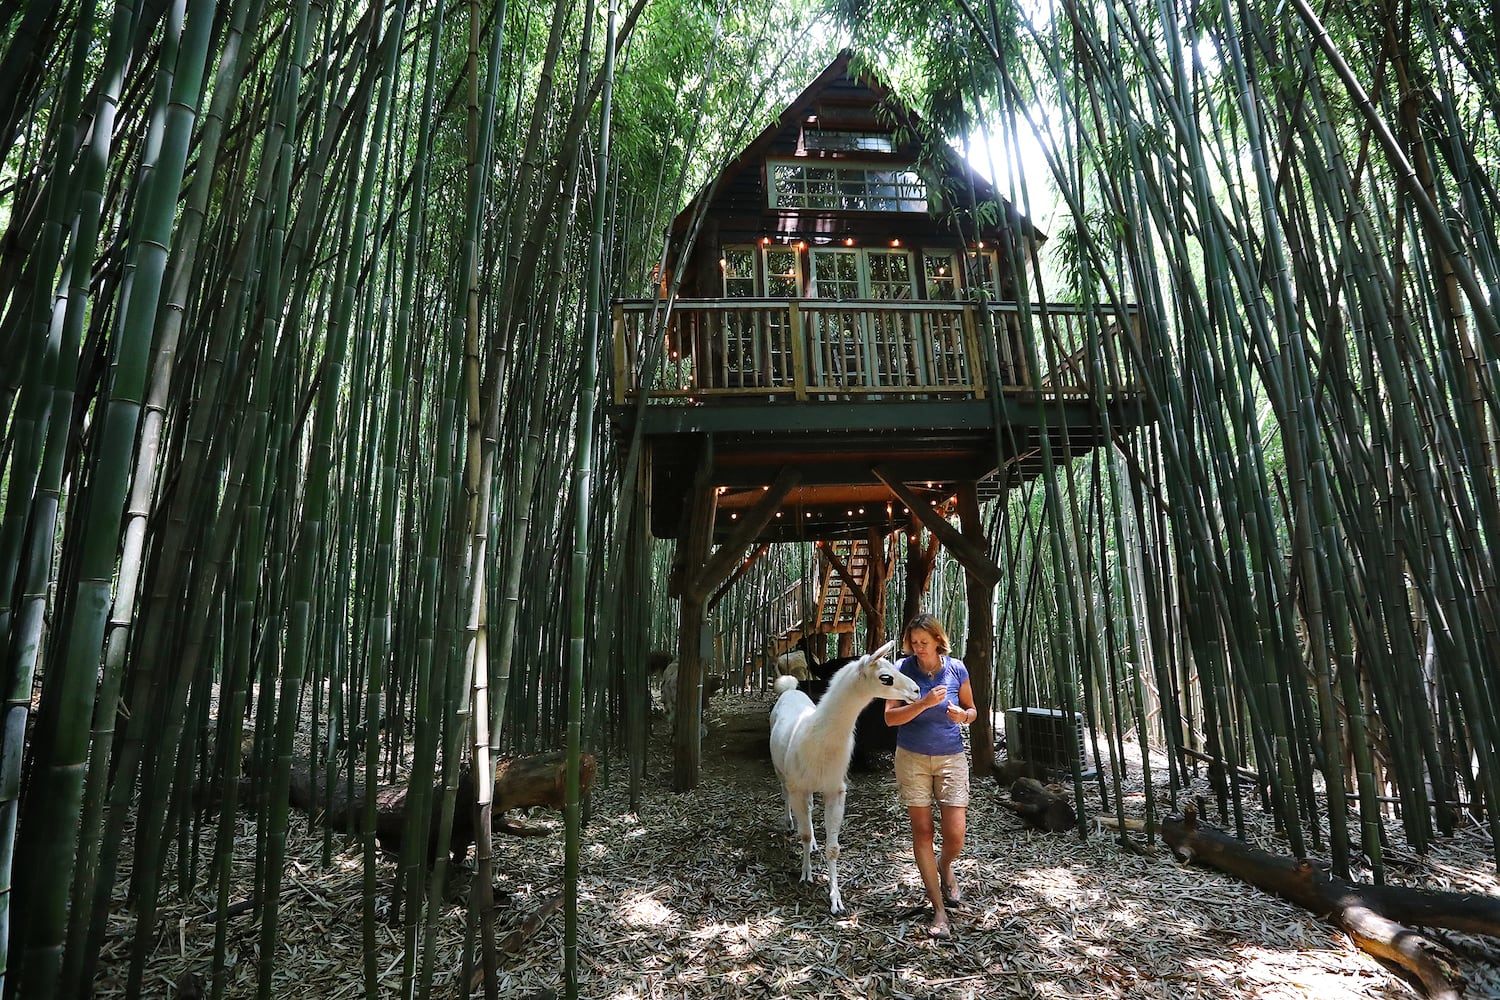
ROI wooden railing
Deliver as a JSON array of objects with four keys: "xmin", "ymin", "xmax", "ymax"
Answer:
[{"xmin": 612, "ymin": 298, "xmax": 1143, "ymax": 405}]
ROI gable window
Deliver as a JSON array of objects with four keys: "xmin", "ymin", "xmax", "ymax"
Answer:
[
  {"xmin": 803, "ymin": 129, "xmax": 895, "ymax": 153},
  {"xmin": 769, "ymin": 160, "xmax": 927, "ymax": 212}
]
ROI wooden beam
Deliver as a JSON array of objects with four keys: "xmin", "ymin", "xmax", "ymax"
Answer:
[
  {"xmin": 673, "ymin": 444, "xmax": 716, "ymax": 792},
  {"xmin": 709, "ymin": 543, "xmax": 770, "ymax": 610},
  {"xmin": 873, "ymin": 466, "xmax": 1001, "ymax": 587},
  {"xmin": 686, "ymin": 466, "xmax": 801, "ymax": 602}
]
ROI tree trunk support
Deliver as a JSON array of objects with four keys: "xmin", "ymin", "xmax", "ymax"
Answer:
[
  {"xmin": 902, "ymin": 517, "xmax": 941, "ymax": 627},
  {"xmin": 957, "ymin": 482, "xmax": 997, "ymax": 776}
]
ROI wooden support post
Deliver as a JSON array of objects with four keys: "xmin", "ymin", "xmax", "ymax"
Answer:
[
  {"xmin": 788, "ymin": 300, "xmax": 808, "ymax": 401},
  {"xmin": 957, "ymin": 482, "xmax": 997, "ymax": 777},
  {"xmin": 686, "ymin": 466, "xmax": 801, "ymax": 603},
  {"xmin": 819, "ymin": 541, "xmax": 875, "ymax": 619},
  {"xmin": 709, "ymin": 543, "xmax": 770, "ymax": 611},
  {"xmin": 674, "ymin": 588, "xmax": 708, "ymax": 793},
  {"xmin": 673, "ymin": 448, "xmax": 716, "ymax": 792}
]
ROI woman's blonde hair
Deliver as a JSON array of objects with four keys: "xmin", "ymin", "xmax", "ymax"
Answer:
[{"xmin": 902, "ymin": 613, "xmax": 951, "ymax": 655}]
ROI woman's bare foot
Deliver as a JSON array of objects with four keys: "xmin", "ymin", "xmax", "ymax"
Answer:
[
  {"xmin": 927, "ymin": 916, "xmax": 950, "ymax": 938},
  {"xmin": 940, "ymin": 874, "xmax": 962, "ymax": 907}
]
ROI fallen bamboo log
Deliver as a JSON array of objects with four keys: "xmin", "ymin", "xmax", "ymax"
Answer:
[
  {"xmin": 1163, "ymin": 804, "xmax": 1499, "ymax": 998},
  {"xmin": 267, "ymin": 750, "xmax": 597, "ymax": 864}
]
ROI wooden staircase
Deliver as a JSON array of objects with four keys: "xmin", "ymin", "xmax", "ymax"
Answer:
[
  {"xmin": 746, "ymin": 538, "xmax": 877, "ymax": 672},
  {"xmin": 817, "ymin": 538, "xmax": 869, "ymax": 635}
]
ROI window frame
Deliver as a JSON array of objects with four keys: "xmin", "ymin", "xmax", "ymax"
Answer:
[
  {"xmin": 801, "ymin": 129, "xmax": 896, "ymax": 153},
  {"xmin": 767, "ymin": 159, "xmax": 928, "ymax": 213},
  {"xmin": 720, "ymin": 244, "xmax": 758, "ymax": 297}
]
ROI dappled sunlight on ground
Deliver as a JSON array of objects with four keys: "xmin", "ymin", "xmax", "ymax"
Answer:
[{"xmin": 95, "ymin": 691, "xmax": 1497, "ymax": 998}]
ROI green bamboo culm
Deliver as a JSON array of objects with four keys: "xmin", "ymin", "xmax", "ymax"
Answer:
[
  {"xmin": 0, "ymin": 0, "xmax": 104, "ymax": 989},
  {"xmin": 567, "ymin": 2, "xmax": 618, "ymax": 996},
  {"xmin": 10, "ymin": 1, "xmax": 215, "ymax": 995}
]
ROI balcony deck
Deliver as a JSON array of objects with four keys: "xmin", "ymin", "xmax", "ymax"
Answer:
[{"xmin": 609, "ymin": 298, "xmax": 1154, "ymax": 542}]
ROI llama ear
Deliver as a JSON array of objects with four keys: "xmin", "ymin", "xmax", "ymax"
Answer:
[{"xmin": 868, "ymin": 639, "xmax": 896, "ymax": 662}]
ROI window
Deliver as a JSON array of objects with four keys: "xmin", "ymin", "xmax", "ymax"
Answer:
[
  {"xmin": 810, "ymin": 249, "xmax": 861, "ymax": 299},
  {"xmin": 769, "ymin": 160, "xmax": 927, "ymax": 212},
  {"xmin": 866, "ymin": 250, "xmax": 914, "ymax": 300},
  {"xmin": 763, "ymin": 247, "xmax": 802, "ymax": 297},
  {"xmin": 965, "ymin": 249, "xmax": 1001, "ymax": 298},
  {"xmin": 924, "ymin": 253, "xmax": 959, "ymax": 300},
  {"xmin": 803, "ymin": 129, "xmax": 895, "ymax": 153},
  {"xmin": 721, "ymin": 245, "xmax": 756, "ymax": 297},
  {"xmin": 807, "ymin": 248, "xmax": 915, "ymax": 299}
]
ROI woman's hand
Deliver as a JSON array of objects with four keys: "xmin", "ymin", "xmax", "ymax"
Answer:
[
  {"xmin": 926, "ymin": 685, "xmax": 948, "ymax": 708},
  {"xmin": 944, "ymin": 701, "xmax": 969, "ymax": 724}
]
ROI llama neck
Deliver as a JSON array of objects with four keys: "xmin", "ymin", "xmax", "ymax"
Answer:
[{"xmin": 812, "ymin": 666, "xmax": 874, "ymax": 735}]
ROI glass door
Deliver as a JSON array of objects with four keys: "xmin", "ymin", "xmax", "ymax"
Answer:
[
  {"xmin": 923, "ymin": 252, "xmax": 966, "ymax": 385},
  {"xmin": 761, "ymin": 246, "xmax": 803, "ymax": 385},
  {"xmin": 865, "ymin": 250, "xmax": 915, "ymax": 386},
  {"xmin": 810, "ymin": 249, "xmax": 864, "ymax": 388}
]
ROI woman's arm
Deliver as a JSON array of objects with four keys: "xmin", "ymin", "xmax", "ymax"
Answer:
[
  {"xmin": 886, "ymin": 684, "xmax": 947, "ymax": 726},
  {"xmin": 943, "ymin": 678, "xmax": 977, "ymax": 725}
]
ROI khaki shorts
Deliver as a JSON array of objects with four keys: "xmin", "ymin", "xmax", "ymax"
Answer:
[{"xmin": 894, "ymin": 747, "xmax": 970, "ymax": 809}]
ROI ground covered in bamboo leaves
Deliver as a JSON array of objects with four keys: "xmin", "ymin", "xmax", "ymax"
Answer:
[{"xmin": 96, "ymin": 691, "xmax": 1500, "ymax": 999}]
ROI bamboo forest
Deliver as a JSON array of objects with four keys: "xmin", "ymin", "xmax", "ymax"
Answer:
[{"xmin": 2, "ymin": 0, "xmax": 1499, "ymax": 997}]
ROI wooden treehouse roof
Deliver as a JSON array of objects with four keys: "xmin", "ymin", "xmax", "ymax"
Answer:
[
  {"xmin": 667, "ymin": 49, "xmax": 1041, "ymax": 263},
  {"xmin": 611, "ymin": 50, "xmax": 1156, "ymax": 546}
]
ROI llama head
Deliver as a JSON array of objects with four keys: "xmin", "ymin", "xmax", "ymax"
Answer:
[{"xmin": 859, "ymin": 639, "xmax": 919, "ymax": 702}]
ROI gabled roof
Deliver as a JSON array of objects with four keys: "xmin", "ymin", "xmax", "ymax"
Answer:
[{"xmin": 670, "ymin": 48, "xmax": 1040, "ymax": 242}]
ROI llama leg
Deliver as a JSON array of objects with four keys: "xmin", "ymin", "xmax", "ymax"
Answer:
[
  {"xmin": 789, "ymin": 790, "xmax": 816, "ymax": 883},
  {"xmin": 824, "ymin": 783, "xmax": 846, "ymax": 914}
]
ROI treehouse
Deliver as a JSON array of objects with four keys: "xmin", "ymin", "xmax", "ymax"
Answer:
[{"xmin": 608, "ymin": 50, "xmax": 1155, "ymax": 787}]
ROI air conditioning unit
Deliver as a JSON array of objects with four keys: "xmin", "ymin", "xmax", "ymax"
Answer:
[{"xmin": 1003, "ymin": 707, "xmax": 1093, "ymax": 777}]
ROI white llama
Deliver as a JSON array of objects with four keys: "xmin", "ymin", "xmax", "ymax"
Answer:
[{"xmin": 769, "ymin": 639, "xmax": 920, "ymax": 914}]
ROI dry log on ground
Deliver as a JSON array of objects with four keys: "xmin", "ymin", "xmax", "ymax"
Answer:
[
  {"xmin": 492, "ymin": 750, "xmax": 599, "ymax": 836},
  {"xmin": 274, "ymin": 751, "xmax": 597, "ymax": 863},
  {"xmin": 999, "ymin": 777, "xmax": 1077, "ymax": 832},
  {"xmin": 1164, "ymin": 804, "xmax": 1499, "ymax": 999}
]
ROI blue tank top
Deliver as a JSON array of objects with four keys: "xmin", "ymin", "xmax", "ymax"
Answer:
[{"xmin": 895, "ymin": 654, "xmax": 969, "ymax": 756}]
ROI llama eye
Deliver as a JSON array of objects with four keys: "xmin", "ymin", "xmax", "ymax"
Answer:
[{"xmin": 879, "ymin": 675, "xmax": 893, "ymax": 686}]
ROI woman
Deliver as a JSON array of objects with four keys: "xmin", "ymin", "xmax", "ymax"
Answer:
[{"xmin": 884, "ymin": 613, "xmax": 977, "ymax": 937}]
